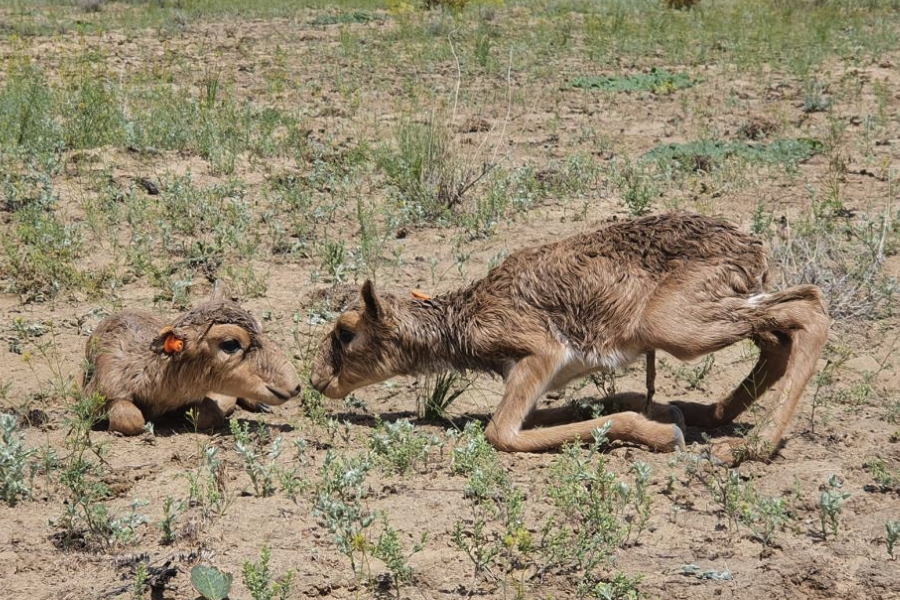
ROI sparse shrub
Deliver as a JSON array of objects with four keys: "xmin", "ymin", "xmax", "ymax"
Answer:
[
  {"xmin": 368, "ymin": 418, "xmax": 442, "ymax": 475},
  {"xmin": 371, "ymin": 515, "xmax": 427, "ymax": 595},
  {"xmin": 865, "ymin": 458, "xmax": 900, "ymax": 493},
  {"xmin": 242, "ymin": 545, "xmax": 294, "ymax": 600},
  {"xmin": 663, "ymin": 354, "xmax": 716, "ymax": 390},
  {"xmin": 379, "ymin": 113, "xmax": 493, "ymax": 223},
  {"xmin": 313, "ymin": 449, "xmax": 376, "ymax": 575},
  {"xmin": 53, "ymin": 392, "xmax": 149, "ymax": 550},
  {"xmin": 230, "ymin": 420, "xmax": 283, "ymax": 498},
  {"xmin": 183, "ymin": 442, "xmax": 232, "ymax": 522},
  {"xmin": 610, "ymin": 160, "xmax": 656, "ymax": 216},
  {"xmin": 684, "ymin": 452, "xmax": 791, "ymax": 546},
  {"xmin": 449, "ymin": 421, "xmax": 499, "ymax": 477},
  {"xmin": 819, "ymin": 474, "xmax": 851, "ymax": 539},
  {"xmin": 767, "ymin": 211, "xmax": 897, "ymax": 322},
  {"xmin": 887, "ymin": 521, "xmax": 900, "ymax": 558},
  {"xmin": 158, "ymin": 496, "xmax": 185, "ymax": 545},
  {"xmin": 0, "ymin": 412, "xmax": 37, "ymax": 506}
]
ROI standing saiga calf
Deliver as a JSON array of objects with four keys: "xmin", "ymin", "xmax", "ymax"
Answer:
[
  {"xmin": 310, "ymin": 212, "xmax": 829, "ymax": 463},
  {"xmin": 83, "ymin": 282, "xmax": 302, "ymax": 435}
]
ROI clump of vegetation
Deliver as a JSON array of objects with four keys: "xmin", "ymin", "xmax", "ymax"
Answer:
[
  {"xmin": 310, "ymin": 11, "xmax": 381, "ymax": 25},
  {"xmin": 419, "ymin": 371, "xmax": 470, "ymax": 420},
  {"xmin": 766, "ymin": 211, "xmax": 897, "ymax": 322},
  {"xmin": 243, "ymin": 545, "xmax": 294, "ymax": 600},
  {"xmin": 572, "ymin": 68, "xmax": 695, "ymax": 94},
  {"xmin": 865, "ymin": 458, "xmax": 900, "ymax": 493},
  {"xmin": 887, "ymin": 520, "xmax": 900, "ymax": 558},
  {"xmin": 819, "ymin": 474, "xmax": 851, "ymax": 539},
  {"xmin": 368, "ymin": 418, "xmax": 442, "ymax": 475},
  {"xmin": 663, "ymin": 0, "xmax": 700, "ymax": 9},
  {"xmin": 230, "ymin": 420, "xmax": 283, "ymax": 498},
  {"xmin": 0, "ymin": 412, "xmax": 37, "ymax": 506},
  {"xmin": 378, "ymin": 113, "xmax": 494, "ymax": 223},
  {"xmin": 644, "ymin": 138, "xmax": 822, "ymax": 172},
  {"xmin": 52, "ymin": 393, "xmax": 149, "ymax": 550}
]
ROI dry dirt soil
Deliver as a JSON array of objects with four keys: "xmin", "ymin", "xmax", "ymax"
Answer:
[{"xmin": 1, "ymin": 2, "xmax": 899, "ymax": 600}]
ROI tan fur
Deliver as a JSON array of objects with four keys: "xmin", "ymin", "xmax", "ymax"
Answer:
[
  {"xmin": 83, "ymin": 281, "xmax": 302, "ymax": 435},
  {"xmin": 310, "ymin": 213, "xmax": 830, "ymax": 463}
]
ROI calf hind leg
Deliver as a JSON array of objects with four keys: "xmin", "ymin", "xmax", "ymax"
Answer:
[{"xmin": 644, "ymin": 284, "xmax": 829, "ymax": 462}]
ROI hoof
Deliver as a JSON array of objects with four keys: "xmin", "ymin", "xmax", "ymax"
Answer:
[
  {"xmin": 236, "ymin": 397, "xmax": 272, "ymax": 414},
  {"xmin": 667, "ymin": 404, "xmax": 687, "ymax": 434},
  {"xmin": 672, "ymin": 424, "xmax": 686, "ymax": 451}
]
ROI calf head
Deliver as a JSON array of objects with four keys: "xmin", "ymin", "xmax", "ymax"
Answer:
[
  {"xmin": 153, "ymin": 283, "xmax": 301, "ymax": 406},
  {"xmin": 310, "ymin": 280, "xmax": 404, "ymax": 399}
]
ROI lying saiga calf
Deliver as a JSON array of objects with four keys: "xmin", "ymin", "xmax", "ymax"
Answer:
[
  {"xmin": 83, "ymin": 282, "xmax": 302, "ymax": 435},
  {"xmin": 310, "ymin": 212, "xmax": 829, "ymax": 463}
]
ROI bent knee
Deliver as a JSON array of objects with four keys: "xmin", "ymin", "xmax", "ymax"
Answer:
[
  {"xmin": 107, "ymin": 400, "xmax": 146, "ymax": 436},
  {"xmin": 484, "ymin": 422, "xmax": 518, "ymax": 453}
]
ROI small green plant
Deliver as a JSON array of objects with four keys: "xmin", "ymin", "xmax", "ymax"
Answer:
[
  {"xmin": 158, "ymin": 495, "xmax": 185, "ymax": 545},
  {"xmin": 53, "ymin": 392, "xmax": 148, "ymax": 550},
  {"xmin": 609, "ymin": 160, "xmax": 655, "ymax": 217},
  {"xmin": 368, "ymin": 418, "xmax": 442, "ymax": 475},
  {"xmin": 864, "ymin": 458, "xmax": 900, "ymax": 493},
  {"xmin": 664, "ymin": 355, "xmax": 715, "ymax": 390},
  {"xmin": 584, "ymin": 571, "xmax": 644, "ymax": 599},
  {"xmin": 230, "ymin": 420, "xmax": 283, "ymax": 498},
  {"xmin": 242, "ymin": 545, "xmax": 294, "ymax": 600},
  {"xmin": 572, "ymin": 68, "xmax": 695, "ymax": 94},
  {"xmin": 887, "ymin": 520, "xmax": 900, "ymax": 558},
  {"xmin": 371, "ymin": 515, "xmax": 427, "ymax": 597},
  {"xmin": 312, "ymin": 449, "xmax": 376, "ymax": 576},
  {"xmin": 183, "ymin": 442, "xmax": 232, "ymax": 522},
  {"xmin": 131, "ymin": 561, "xmax": 149, "ymax": 600},
  {"xmin": 421, "ymin": 371, "xmax": 471, "ymax": 420},
  {"xmin": 0, "ymin": 412, "xmax": 37, "ymax": 506},
  {"xmin": 191, "ymin": 564, "xmax": 233, "ymax": 600},
  {"xmin": 819, "ymin": 474, "xmax": 851, "ymax": 539}
]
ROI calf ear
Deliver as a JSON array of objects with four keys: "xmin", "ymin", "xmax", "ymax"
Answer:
[
  {"xmin": 360, "ymin": 280, "xmax": 382, "ymax": 321},
  {"xmin": 211, "ymin": 279, "xmax": 235, "ymax": 302},
  {"xmin": 151, "ymin": 326, "xmax": 187, "ymax": 356}
]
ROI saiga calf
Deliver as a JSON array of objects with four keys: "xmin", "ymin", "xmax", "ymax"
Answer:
[
  {"xmin": 83, "ymin": 281, "xmax": 302, "ymax": 435},
  {"xmin": 310, "ymin": 213, "xmax": 829, "ymax": 463}
]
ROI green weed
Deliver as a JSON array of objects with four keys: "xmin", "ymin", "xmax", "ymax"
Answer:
[
  {"xmin": 819, "ymin": 474, "xmax": 851, "ymax": 539},
  {"xmin": 242, "ymin": 545, "xmax": 294, "ymax": 600},
  {"xmin": 368, "ymin": 418, "xmax": 442, "ymax": 475},
  {"xmin": 572, "ymin": 68, "xmax": 695, "ymax": 94},
  {"xmin": 0, "ymin": 413, "xmax": 38, "ymax": 506}
]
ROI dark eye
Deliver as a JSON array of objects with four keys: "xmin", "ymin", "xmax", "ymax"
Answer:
[
  {"xmin": 338, "ymin": 328, "xmax": 355, "ymax": 345},
  {"xmin": 220, "ymin": 339, "xmax": 243, "ymax": 354}
]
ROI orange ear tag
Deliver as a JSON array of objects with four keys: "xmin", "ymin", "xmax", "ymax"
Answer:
[
  {"xmin": 163, "ymin": 334, "xmax": 184, "ymax": 354},
  {"xmin": 410, "ymin": 289, "xmax": 431, "ymax": 301}
]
